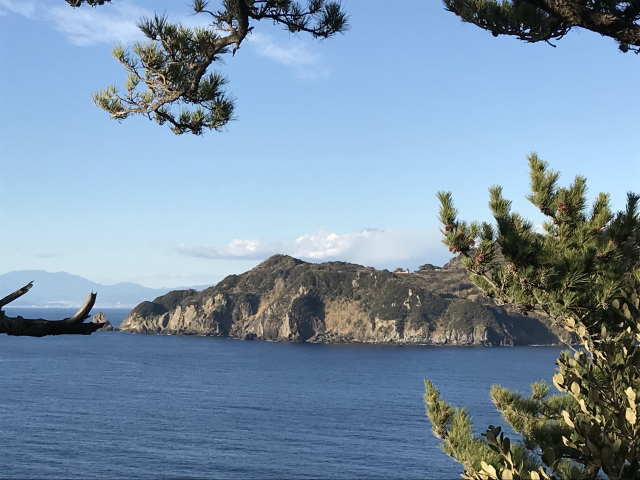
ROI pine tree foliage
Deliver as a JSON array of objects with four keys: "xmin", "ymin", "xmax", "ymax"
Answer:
[
  {"xmin": 444, "ymin": 0, "xmax": 640, "ymax": 52},
  {"xmin": 72, "ymin": 0, "xmax": 347, "ymax": 134},
  {"xmin": 426, "ymin": 155, "xmax": 640, "ymax": 479}
]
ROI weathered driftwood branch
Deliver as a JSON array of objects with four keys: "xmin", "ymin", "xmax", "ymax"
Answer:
[
  {"xmin": 0, "ymin": 281, "xmax": 34, "ymax": 308},
  {"xmin": 0, "ymin": 283, "xmax": 104, "ymax": 337}
]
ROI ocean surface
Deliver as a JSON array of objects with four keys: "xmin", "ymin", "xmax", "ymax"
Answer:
[{"xmin": 1, "ymin": 308, "xmax": 562, "ymax": 479}]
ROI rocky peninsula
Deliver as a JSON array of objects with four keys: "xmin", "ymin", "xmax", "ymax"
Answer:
[{"xmin": 119, "ymin": 255, "xmax": 561, "ymax": 346}]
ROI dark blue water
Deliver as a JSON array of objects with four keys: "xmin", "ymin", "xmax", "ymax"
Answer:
[{"xmin": 1, "ymin": 308, "xmax": 561, "ymax": 479}]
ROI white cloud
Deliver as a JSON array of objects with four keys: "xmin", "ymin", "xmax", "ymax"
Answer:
[
  {"xmin": 177, "ymin": 229, "xmax": 450, "ymax": 269},
  {"xmin": 177, "ymin": 239, "xmax": 277, "ymax": 261},
  {"xmin": 0, "ymin": 0, "xmax": 147, "ymax": 45},
  {"xmin": 0, "ymin": 0, "xmax": 36, "ymax": 17},
  {"xmin": 289, "ymin": 229, "xmax": 384, "ymax": 260},
  {"xmin": 0, "ymin": 2, "xmax": 330, "ymax": 77},
  {"xmin": 48, "ymin": 1, "xmax": 148, "ymax": 46},
  {"xmin": 248, "ymin": 31, "xmax": 317, "ymax": 66},
  {"xmin": 247, "ymin": 31, "xmax": 329, "ymax": 78}
]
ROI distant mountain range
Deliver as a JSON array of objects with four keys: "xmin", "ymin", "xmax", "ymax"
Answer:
[{"xmin": 0, "ymin": 270, "xmax": 210, "ymax": 308}]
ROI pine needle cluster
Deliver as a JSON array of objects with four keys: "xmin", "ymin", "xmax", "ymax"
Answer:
[{"xmin": 426, "ymin": 155, "xmax": 640, "ymax": 479}]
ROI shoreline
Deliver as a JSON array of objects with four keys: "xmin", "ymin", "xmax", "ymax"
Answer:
[{"xmin": 115, "ymin": 329, "xmax": 563, "ymax": 348}]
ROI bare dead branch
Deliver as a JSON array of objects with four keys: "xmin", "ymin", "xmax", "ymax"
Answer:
[
  {"xmin": 64, "ymin": 292, "xmax": 98, "ymax": 324},
  {"xmin": 0, "ymin": 282, "xmax": 34, "ymax": 308},
  {"xmin": 0, "ymin": 284, "xmax": 103, "ymax": 337}
]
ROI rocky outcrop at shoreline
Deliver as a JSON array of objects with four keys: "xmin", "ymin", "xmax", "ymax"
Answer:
[
  {"xmin": 92, "ymin": 312, "xmax": 117, "ymax": 331},
  {"xmin": 119, "ymin": 255, "xmax": 561, "ymax": 346}
]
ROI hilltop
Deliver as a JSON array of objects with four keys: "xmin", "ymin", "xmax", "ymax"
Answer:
[{"xmin": 120, "ymin": 255, "xmax": 561, "ymax": 346}]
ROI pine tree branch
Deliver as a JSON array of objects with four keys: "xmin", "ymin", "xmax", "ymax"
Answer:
[
  {"xmin": 91, "ymin": 0, "xmax": 347, "ymax": 134},
  {"xmin": 445, "ymin": 0, "xmax": 640, "ymax": 52},
  {"xmin": 432, "ymin": 156, "xmax": 640, "ymax": 479}
]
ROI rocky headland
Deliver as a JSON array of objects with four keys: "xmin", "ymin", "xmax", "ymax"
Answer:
[{"xmin": 119, "ymin": 255, "xmax": 562, "ymax": 346}]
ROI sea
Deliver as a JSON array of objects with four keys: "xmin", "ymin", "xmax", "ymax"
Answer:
[{"xmin": 0, "ymin": 308, "xmax": 562, "ymax": 480}]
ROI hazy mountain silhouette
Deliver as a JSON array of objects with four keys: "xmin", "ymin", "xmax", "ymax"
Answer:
[{"xmin": 0, "ymin": 270, "xmax": 210, "ymax": 307}]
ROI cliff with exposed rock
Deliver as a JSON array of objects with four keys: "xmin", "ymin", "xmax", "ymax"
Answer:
[{"xmin": 119, "ymin": 255, "xmax": 561, "ymax": 346}]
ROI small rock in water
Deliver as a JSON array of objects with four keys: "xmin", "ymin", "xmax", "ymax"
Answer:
[{"xmin": 92, "ymin": 312, "xmax": 116, "ymax": 331}]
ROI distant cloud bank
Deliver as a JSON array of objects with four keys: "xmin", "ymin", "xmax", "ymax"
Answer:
[{"xmin": 177, "ymin": 229, "xmax": 449, "ymax": 269}]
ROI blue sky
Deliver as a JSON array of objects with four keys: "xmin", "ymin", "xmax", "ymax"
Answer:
[{"xmin": 1, "ymin": 0, "xmax": 639, "ymax": 288}]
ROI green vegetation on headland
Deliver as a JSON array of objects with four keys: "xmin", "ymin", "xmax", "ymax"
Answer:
[{"xmin": 120, "ymin": 254, "xmax": 562, "ymax": 346}]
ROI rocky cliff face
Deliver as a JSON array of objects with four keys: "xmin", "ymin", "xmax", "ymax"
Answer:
[{"xmin": 120, "ymin": 255, "xmax": 560, "ymax": 346}]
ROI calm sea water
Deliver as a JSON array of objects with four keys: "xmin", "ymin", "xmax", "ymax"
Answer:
[{"xmin": 1, "ymin": 308, "xmax": 561, "ymax": 479}]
